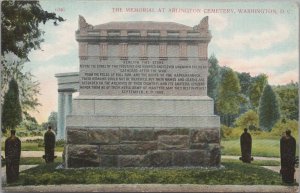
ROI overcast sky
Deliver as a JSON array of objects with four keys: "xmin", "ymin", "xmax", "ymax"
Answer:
[{"xmin": 20, "ymin": 0, "xmax": 298, "ymax": 123}]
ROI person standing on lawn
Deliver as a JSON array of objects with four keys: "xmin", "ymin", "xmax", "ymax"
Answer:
[
  {"xmin": 43, "ymin": 126, "xmax": 56, "ymax": 163},
  {"xmin": 5, "ymin": 129, "xmax": 21, "ymax": 183},
  {"xmin": 280, "ymin": 129, "xmax": 296, "ymax": 184},
  {"xmin": 239, "ymin": 128, "xmax": 253, "ymax": 163}
]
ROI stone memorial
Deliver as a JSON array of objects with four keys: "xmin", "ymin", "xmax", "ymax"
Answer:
[{"xmin": 63, "ymin": 15, "xmax": 221, "ymax": 168}]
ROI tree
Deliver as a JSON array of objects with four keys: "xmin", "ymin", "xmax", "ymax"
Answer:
[
  {"xmin": 1, "ymin": 1, "xmax": 64, "ymax": 61},
  {"xmin": 2, "ymin": 79, "xmax": 22, "ymax": 130},
  {"xmin": 19, "ymin": 111, "xmax": 40, "ymax": 131},
  {"xmin": 47, "ymin": 112, "xmax": 57, "ymax": 132},
  {"xmin": 207, "ymin": 54, "xmax": 220, "ymax": 100},
  {"xmin": 249, "ymin": 74, "xmax": 268, "ymax": 109},
  {"xmin": 234, "ymin": 110, "xmax": 259, "ymax": 130},
  {"xmin": 274, "ymin": 82, "xmax": 299, "ymax": 120},
  {"xmin": 1, "ymin": 61, "xmax": 41, "ymax": 114},
  {"xmin": 237, "ymin": 72, "xmax": 252, "ymax": 96},
  {"xmin": 1, "ymin": 1, "xmax": 64, "ymax": 118},
  {"xmin": 216, "ymin": 68, "xmax": 245, "ymax": 126},
  {"xmin": 271, "ymin": 119, "xmax": 298, "ymax": 136},
  {"xmin": 259, "ymin": 84, "xmax": 281, "ymax": 131}
]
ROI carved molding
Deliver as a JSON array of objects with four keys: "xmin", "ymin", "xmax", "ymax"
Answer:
[
  {"xmin": 78, "ymin": 15, "xmax": 93, "ymax": 31},
  {"xmin": 193, "ymin": 16, "xmax": 209, "ymax": 34}
]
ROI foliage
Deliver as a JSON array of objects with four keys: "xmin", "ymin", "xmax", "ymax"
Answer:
[
  {"xmin": 24, "ymin": 138, "xmax": 43, "ymax": 143},
  {"xmin": 237, "ymin": 72, "xmax": 252, "ymax": 96},
  {"xmin": 207, "ymin": 54, "xmax": 220, "ymax": 100},
  {"xmin": 249, "ymin": 74, "xmax": 268, "ymax": 109},
  {"xmin": 274, "ymin": 83, "xmax": 299, "ymax": 120},
  {"xmin": 0, "ymin": 61, "xmax": 41, "ymax": 125},
  {"xmin": 234, "ymin": 110, "xmax": 259, "ymax": 130},
  {"xmin": 1, "ymin": 1, "xmax": 64, "ymax": 119},
  {"xmin": 20, "ymin": 119, "xmax": 40, "ymax": 131},
  {"xmin": 47, "ymin": 112, "xmax": 58, "ymax": 131},
  {"xmin": 1, "ymin": 60, "xmax": 41, "ymax": 112},
  {"xmin": 237, "ymin": 72, "xmax": 252, "ymax": 114},
  {"xmin": 259, "ymin": 85, "xmax": 281, "ymax": 131},
  {"xmin": 220, "ymin": 125, "xmax": 230, "ymax": 139},
  {"xmin": 1, "ymin": 0, "xmax": 64, "ymax": 60},
  {"xmin": 12, "ymin": 162, "xmax": 283, "ymax": 186},
  {"xmin": 56, "ymin": 139, "xmax": 65, "ymax": 147},
  {"xmin": 1, "ymin": 141, "xmax": 64, "ymax": 152},
  {"xmin": 222, "ymin": 138, "xmax": 285, "ymax": 158},
  {"xmin": 38, "ymin": 139, "xmax": 65, "ymax": 148},
  {"xmin": 216, "ymin": 68, "xmax": 245, "ymax": 126},
  {"xmin": 221, "ymin": 126, "xmax": 244, "ymax": 139},
  {"xmin": 2, "ymin": 79, "xmax": 22, "ymax": 130},
  {"xmin": 271, "ymin": 119, "xmax": 298, "ymax": 137}
]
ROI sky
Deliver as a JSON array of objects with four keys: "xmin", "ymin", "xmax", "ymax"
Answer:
[{"xmin": 15, "ymin": 0, "xmax": 299, "ymax": 123}]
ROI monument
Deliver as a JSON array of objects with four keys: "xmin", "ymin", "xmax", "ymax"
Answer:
[{"xmin": 63, "ymin": 15, "xmax": 221, "ymax": 168}]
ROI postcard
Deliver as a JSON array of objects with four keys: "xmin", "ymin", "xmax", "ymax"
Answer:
[{"xmin": 1, "ymin": 0, "xmax": 299, "ymax": 192}]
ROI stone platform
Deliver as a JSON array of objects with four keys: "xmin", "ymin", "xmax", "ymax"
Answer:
[
  {"xmin": 64, "ymin": 96, "xmax": 220, "ymax": 168},
  {"xmin": 64, "ymin": 127, "xmax": 220, "ymax": 168}
]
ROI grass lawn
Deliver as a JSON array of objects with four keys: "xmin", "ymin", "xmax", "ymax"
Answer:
[
  {"xmin": 19, "ymin": 157, "xmax": 63, "ymax": 165},
  {"xmin": 17, "ymin": 157, "xmax": 280, "ymax": 166},
  {"xmin": 6, "ymin": 159, "xmax": 287, "ymax": 186},
  {"xmin": 221, "ymin": 138, "xmax": 299, "ymax": 158},
  {"xmin": 1, "ymin": 142, "xmax": 64, "ymax": 152}
]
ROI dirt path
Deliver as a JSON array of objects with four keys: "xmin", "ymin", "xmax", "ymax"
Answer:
[
  {"xmin": 222, "ymin": 155, "xmax": 280, "ymax": 161},
  {"xmin": 21, "ymin": 151, "xmax": 62, "ymax": 157}
]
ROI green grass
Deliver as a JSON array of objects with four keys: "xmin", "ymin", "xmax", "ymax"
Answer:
[
  {"xmin": 1, "ymin": 142, "xmax": 64, "ymax": 152},
  {"xmin": 19, "ymin": 157, "xmax": 63, "ymax": 165},
  {"xmin": 6, "ymin": 160, "xmax": 287, "ymax": 186},
  {"xmin": 15, "ymin": 157, "xmax": 280, "ymax": 167},
  {"xmin": 221, "ymin": 138, "xmax": 299, "ymax": 158}
]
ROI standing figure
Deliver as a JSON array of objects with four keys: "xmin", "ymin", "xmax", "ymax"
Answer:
[
  {"xmin": 5, "ymin": 130, "xmax": 21, "ymax": 183},
  {"xmin": 239, "ymin": 128, "xmax": 253, "ymax": 163},
  {"xmin": 43, "ymin": 126, "xmax": 56, "ymax": 163},
  {"xmin": 280, "ymin": 130, "xmax": 296, "ymax": 184}
]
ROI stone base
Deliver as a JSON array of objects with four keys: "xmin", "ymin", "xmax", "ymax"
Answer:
[
  {"xmin": 64, "ymin": 96, "xmax": 220, "ymax": 168},
  {"xmin": 64, "ymin": 127, "xmax": 221, "ymax": 168}
]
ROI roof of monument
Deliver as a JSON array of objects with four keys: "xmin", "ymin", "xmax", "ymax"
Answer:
[{"xmin": 93, "ymin": 21, "xmax": 193, "ymax": 31}]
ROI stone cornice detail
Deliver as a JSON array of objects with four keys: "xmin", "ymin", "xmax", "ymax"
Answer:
[{"xmin": 76, "ymin": 16, "xmax": 212, "ymax": 43}]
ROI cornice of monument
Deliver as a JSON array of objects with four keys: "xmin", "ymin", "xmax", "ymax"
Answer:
[{"xmin": 76, "ymin": 15, "xmax": 212, "ymax": 43}]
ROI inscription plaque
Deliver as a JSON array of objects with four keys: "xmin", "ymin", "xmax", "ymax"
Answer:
[{"xmin": 80, "ymin": 58, "xmax": 208, "ymax": 96}]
